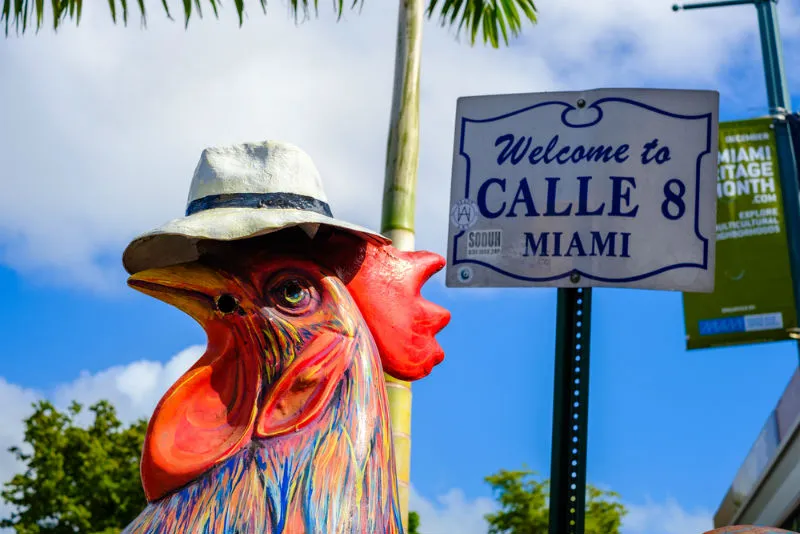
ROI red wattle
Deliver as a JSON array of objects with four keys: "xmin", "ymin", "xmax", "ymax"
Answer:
[{"xmin": 140, "ymin": 323, "xmax": 260, "ymax": 502}]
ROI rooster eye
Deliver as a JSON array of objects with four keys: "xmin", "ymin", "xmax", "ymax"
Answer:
[
  {"xmin": 282, "ymin": 281, "xmax": 305, "ymax": 304},
  {"xmin": 270, "ymin": 276, "xmax": 317, "ymax": 315}
]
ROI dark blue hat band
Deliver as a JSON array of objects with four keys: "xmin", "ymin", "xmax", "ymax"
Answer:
[{"xmin": 186, "ymin": 192, "xmax": 333, "ymax": 218}]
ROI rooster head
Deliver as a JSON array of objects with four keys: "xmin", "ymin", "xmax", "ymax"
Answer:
[{"xmin": 127, "ymin": 228, "xmax": 450, "ymax": 505}]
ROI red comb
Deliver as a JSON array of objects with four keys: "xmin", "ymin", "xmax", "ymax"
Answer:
[{"xmin": 344, "ymin": 243, "xmax": 451, "ymax": 381}]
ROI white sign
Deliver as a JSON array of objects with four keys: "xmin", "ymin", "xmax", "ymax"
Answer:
[{"xmin": 445, "ymin": 88, "xmax": 719, "ymax": 292}]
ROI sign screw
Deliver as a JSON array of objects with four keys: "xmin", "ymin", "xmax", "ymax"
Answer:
[
  {"xmin": 570, "ymin": 271, "xmax": 581, "ymax": 283},
  {"xmin": 576, "ymin": 99, "xmax": 586, "ymax": 109}
]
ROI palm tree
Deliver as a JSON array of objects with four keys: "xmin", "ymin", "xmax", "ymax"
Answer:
[{"xmin": 3, "ymin": 1, "xmax": 538, "ymax": 529}]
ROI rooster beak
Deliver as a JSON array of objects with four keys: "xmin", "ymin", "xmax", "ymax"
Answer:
[{"xmin": 127, "ymin": 263, "xmax": 231, "ymax": 323}]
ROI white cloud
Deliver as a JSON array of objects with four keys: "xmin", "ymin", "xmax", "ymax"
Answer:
[
  {"xmin": 1, "ymin": 0, "xmax": 797, "ymax": 291},
  {"xmin": 623, "ymin": 497, "xmax": 714, "ymax": 534},
  {"xmin": 0, "ymin": 378, "xmax": 39, "ymax": 507},
  {"xmin": 0, "ymin": 345, "xmax": 202, "ymax": 468},
  {"xmin": 410, "ymin": 485, "xmax": 496, "ymax": 534},
  {"xmin": 51, "ymin": 345, "xmax": 203, "ymax": 425}
]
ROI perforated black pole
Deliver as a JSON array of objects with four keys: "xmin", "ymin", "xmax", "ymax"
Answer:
[{"xmin": 548, "ymin": 287, "xmax": 592, "ymax": 534}]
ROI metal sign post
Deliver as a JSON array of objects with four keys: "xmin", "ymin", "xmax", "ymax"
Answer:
[{"xmin": 549, "ymin": 287, "xmax": 592, "ymax": 534}]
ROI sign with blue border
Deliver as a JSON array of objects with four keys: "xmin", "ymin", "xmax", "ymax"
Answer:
[{"xmin": 445, "ymin": 88, "xmax": 719, "ymax": 292}]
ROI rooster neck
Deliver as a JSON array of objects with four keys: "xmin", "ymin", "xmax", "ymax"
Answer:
[
  {"xmin": 124, "ymin": 327, "xmax": 404, "ymax": 534},
  {"xmin": 253, "ymin": 328, "xmax": 402, "ymax": 532}
]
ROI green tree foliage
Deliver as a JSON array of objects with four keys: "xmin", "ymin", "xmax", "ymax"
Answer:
[
  {"xmin": 408, "ymin": 510, "xmax": 421, "ymax": 534},
  {"xmin": 484, "ymin": 468, "xmax": 627, "ymax": 534},
  {"xmin": 0, "ymin": 400, "xmax": 147, "ymax": 534},
  {"xmin": 1, "ymin": 0, "xmax": 537, "ymax": 48}
]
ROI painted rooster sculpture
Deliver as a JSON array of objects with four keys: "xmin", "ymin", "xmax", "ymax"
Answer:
[{"xmin": 120, "ymin": 141, "xmax": 450, "ymax": 533}]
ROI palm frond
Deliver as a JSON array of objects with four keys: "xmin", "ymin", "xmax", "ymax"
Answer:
[
  {"xmin": 1, "ymin": 0, "xmax": 361, "ymax": 36},
  {"xmin": 426, "ymin": 0, "xmax": 537, "ymax": 48}
]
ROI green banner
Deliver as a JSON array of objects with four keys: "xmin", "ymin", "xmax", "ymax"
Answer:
[{"xmin": 682, "ymin": 117, "xmax": 797, "ymax": 350}]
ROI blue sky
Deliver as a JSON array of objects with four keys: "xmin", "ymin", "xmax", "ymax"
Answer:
[{"xmin": 1, "ymin": 1, "xmax": 800, "ymax": 533}]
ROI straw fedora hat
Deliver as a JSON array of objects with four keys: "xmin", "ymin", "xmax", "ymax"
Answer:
[{"xmin": 122, "ymin": 140, "xmax": 390, "ymax": 275}]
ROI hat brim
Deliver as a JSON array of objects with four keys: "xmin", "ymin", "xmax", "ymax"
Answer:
[{"xmin": 122, "ymin": 207, "xmax": 390, "ymax": 275}]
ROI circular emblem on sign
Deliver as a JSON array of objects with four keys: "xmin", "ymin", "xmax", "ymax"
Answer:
[
  {"xmin": 458, "ymin": 266, "xmax": 473, "ymax": 284},
  {"xmin": 450, "ymin": 198, "xmax": 479, "ymax": 231}
]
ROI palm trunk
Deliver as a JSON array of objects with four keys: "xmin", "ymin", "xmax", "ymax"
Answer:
[{"xmin": 381, "ymin": 0, "xmax": 424, "ymax": 531}]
